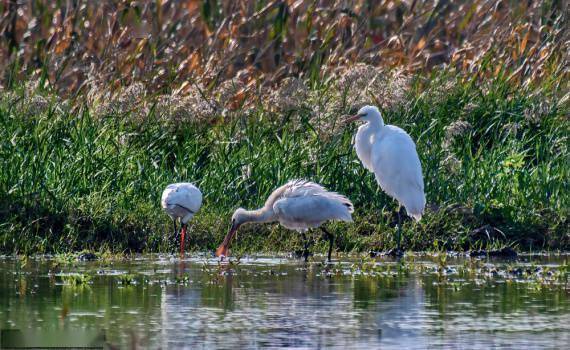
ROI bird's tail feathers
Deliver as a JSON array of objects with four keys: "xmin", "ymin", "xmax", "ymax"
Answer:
[
  {"xmin": 181, "ymin": 213, "xmax": 195, "ymax": 225},
  {"xmin": 409, "ymin": 212, "xmax": 422, "ymax": 222},
  {"xmin": 329, "ymin": 194, "xmax": 354, "ymax": 222},
  {"xmin": 336, "ymin": 194, "xmax": 354, "ymax": 213},
  {"xmin": 405, "ymin": 202, "xmax": 424, "ymax": 222},
  {"xmin": 403, "ymin": 194, "xmax": 425, "ymax": 222}
]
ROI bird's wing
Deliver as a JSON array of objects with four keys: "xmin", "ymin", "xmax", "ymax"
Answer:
[
  {"xmin": 282, "ymin": 179, "xmax": 328, "ymax": 197},
  {"xmin": 263, "ymin": 179, "xmax": 323, "ymax": 207},
  {"xmin": 371, "ymin": 127, "xmax": 425, "ymax": 218},
  {"xmin": 282, "ymin": 180, "xmax": 353, "ymax": 210},
  {"xmin": 267, "ymin": 180, "xmax": 353, "ymax": 220},
  {"xmin": 162, "ymin": 183, "xmax": 203, "ymax": 213},
  {"xmin": 273, "ymin": 193, "xmax": 353, "ymax": 226},
  {"xmin": 372, "ymin": 127, "xmax": 423, "ymax": 190}
]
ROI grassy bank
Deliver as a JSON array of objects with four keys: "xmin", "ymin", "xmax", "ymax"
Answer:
[
  {"xmin": 0, "ymin": 0, "xmax": 568, "ymax": 254},
  {"xmin": 1, "ymin": 68, "xmax": 568, "ymax": 255}
]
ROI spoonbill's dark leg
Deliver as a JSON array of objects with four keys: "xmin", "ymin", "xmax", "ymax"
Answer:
[
  {"xmin": 321, "ymin": 227, "xmax": 334, "ymax": 262},
  {"xmin": 172, "ymin": 219, "xmax": 178, "ymax": 238},
  {"xmin": 301, "ymin": 232, "xmax": 310, "ymax": 262}
]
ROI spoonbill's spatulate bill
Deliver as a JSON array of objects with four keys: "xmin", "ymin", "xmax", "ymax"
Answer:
[
  {"xmin": 161, "ymin": 183, "xmax": 202, "ymax": 255},
  {"xmin": 346, "ymin": 105, "xmax": 425, "ymax": 252},
  {"xmin": 215, "ymin": 179, "xmax": 354, "ymax": 261}
]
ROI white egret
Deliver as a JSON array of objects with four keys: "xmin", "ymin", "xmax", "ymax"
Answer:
[
  {"xmin": 161, "ymin": 183, "xmax": 203, "ymax": 255},
  {"xmin": 215, "ymin": 179, "xmax": 354, "ymax": 261},
  {"xmin": 345, "ymin": 105, "xmax": 425, "ymax": 253}
]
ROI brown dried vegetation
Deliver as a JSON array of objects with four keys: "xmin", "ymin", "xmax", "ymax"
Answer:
[{"xmin": 0, "ymin": 0, "xmax": 566, "ymax": 103}]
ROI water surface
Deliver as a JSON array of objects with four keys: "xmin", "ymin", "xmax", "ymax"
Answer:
[{"xmin": 0, "ymin": 254, "xmax": 568, "ymax": 349}]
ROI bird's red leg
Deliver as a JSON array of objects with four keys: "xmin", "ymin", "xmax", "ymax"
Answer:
[{"xmin": 180, "ymin": 225, "xmax": 187, "ymax": 256}]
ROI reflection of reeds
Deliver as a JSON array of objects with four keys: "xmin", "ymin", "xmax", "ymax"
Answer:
[{"xmin": 0, "ymin": 0, "xmax": 565, "ymax": 98}]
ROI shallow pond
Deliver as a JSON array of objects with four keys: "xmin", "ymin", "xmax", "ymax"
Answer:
[{"xmin": 0, "ymin": 254, "xmax": 568, "ymax": 349}]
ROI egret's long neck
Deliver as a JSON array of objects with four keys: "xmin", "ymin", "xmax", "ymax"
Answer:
[
  {"xmin": 367, "ymin": 113, "xmax": 384, "ymax": 132},
  {"xmin": 354, "ymin": 113, "xmax": 384, "ymax": 172},
  {"xmin": 244, "ymin": 207, "xmax": 276, "ymax": 224},
  {"xmin": 356, "ymin": 115, "xmax": 384, "ymax": 147}
]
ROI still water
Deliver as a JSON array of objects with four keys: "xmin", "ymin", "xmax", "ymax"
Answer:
[{"xmin": 0, "ymin": 254, "xmax": 568, "ymax": 349}]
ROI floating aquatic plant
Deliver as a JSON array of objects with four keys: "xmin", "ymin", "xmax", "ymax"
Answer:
[{"xmin": 118, "ymin": 274, "xmax": 137, "ymax": 285}]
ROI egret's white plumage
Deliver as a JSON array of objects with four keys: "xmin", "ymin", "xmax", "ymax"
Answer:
[
  {"xmin": 348, "ymin": 105, "xmax": 425, "ymax": 222},
  {"xmin": 161, "ymin": 182, "xmax": 202, "ymax": 254},
  {"xmin": 216, "ymin": 179, "xmax": 353, "ymax": 260}
]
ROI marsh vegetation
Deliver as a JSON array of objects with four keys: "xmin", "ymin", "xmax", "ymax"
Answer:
[{"xmin": 0, "ymin": 1, "xmax": 567, "ymax": 254}]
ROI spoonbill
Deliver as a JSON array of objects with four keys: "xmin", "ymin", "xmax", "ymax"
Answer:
[
  {"xmin": 345, "ymin": 105, "xmax": 425, "ymax": 253},
  {"xmin": 161, "ymin": 183, "xmax": 202, "ymax": 255},
  {"xmin": 215, "ymin": 180, "xmax": 354, "ymax": 262}
]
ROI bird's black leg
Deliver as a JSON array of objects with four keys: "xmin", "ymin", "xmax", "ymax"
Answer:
[
  {"xmin": 301, "ymin": 232, "xmax": 310, "ymax": 262},
  {"xmin": 172, "ymin": 218, "xmax": 178, "ymax": 238},
  {"xmin": 321, "ymin": 227, "xmax": 335, "ymax": 262},
  {"xmin": 396, "ymin": 206, "xmax": 404, "ymax": 254}
]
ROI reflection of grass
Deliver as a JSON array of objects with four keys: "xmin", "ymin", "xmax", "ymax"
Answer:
[
  {"xmin": 60, "ymin": 274, "xmax": 91, "ymax": 287},
  {"xmin": 201, "ymin": 259, "xmax": 241, "ymax": 284}
]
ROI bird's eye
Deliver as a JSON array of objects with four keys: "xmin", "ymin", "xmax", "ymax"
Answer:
[{"xmin": 359, "ymin": 113, "xmax": 367, "ymax": 117}]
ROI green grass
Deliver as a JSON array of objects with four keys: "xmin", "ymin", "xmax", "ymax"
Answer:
[{"xmin": 0, "ymin": 70, "xmax": 568, "ymax": 255}]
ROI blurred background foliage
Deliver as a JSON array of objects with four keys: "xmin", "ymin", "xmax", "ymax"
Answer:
[{"xmin": 0, "ymin": 0, "xmax": 566, "ymax": 97}]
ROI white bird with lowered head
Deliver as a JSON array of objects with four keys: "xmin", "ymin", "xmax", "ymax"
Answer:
[
  {"xmin": 215, "ymin": 179, "xmax": 354, "ymax": 262},
  {"xmin": 161, "ymin": 183, "xmax": 202, "ymax": 255},
  {"xmin": 345, "ymin": 105, "xmax": 425, "ymax": 254}
]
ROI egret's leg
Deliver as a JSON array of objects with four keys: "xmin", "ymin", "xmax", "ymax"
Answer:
[
  {"xmin": 396, "ymin": 206, "xmax": 403, "ymax": 252},
  {"xmin": 321, "ymin": 227, "xmax": 334, "ymax": 262}
]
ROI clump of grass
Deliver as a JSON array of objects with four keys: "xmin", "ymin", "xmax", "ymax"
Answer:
[
  {"xmin": 61, "ymin": 273, "xmax": 91, "ymax": 286},
  {"xmin": 174, "ymin": 274, "xmax": 191, "ymax": 285},
  {"xmin": 53, "ymin": 253, "xmax": 77, "ymax": 266},
  {"xmin": 118, "ymin": 274, "xmax": 137, "ymax": 285}
]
